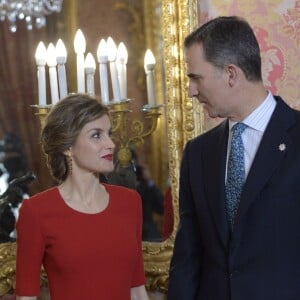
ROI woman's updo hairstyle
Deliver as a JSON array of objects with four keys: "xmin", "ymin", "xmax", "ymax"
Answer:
[{"xmin": 41, "ymin": 93, "xmax": 109, "ymax": 182}]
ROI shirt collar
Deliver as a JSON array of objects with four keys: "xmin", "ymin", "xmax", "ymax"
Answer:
[{"xmin": 228, "ymin": 91, "xmax": 276, "ymax": 132}]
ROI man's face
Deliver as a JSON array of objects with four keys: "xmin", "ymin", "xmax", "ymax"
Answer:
[{"xmin": 185, "ymin": 43, "xmax": 233, "ymax": 119}]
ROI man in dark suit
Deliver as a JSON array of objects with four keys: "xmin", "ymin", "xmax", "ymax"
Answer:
[{"xmin": 167, "ymin": 16, "xmax": 300, "ymax": 300}]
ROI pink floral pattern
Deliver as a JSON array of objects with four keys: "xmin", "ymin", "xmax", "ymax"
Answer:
[
  {"xmin": 282, "ymin": 0, "xmax": 300, "ymax": 46},
  {"xmin": 254, "ymin": 26, "xmax": 284, "ymax": 95}
]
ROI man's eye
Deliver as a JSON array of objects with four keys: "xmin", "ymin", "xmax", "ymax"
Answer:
[{"xmin": 188, "ymin": 74, "xmax": 201, "ymax": 80}]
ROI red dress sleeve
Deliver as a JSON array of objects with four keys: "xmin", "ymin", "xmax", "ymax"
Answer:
[
  {"xmin": 15, "ymin": 199, "xmax": 45, "ymax": 296},
  {"xmin": 131, "ymin": 190, "xmax": 146, "ymax": 287}
]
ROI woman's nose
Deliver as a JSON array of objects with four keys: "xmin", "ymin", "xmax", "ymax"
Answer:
[{"xmin": 107, "ymin": 136, "xmax": 115, "ymax": 149}]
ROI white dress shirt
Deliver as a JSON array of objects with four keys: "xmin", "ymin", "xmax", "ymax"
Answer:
[{"xmin": 226, "ymin": 92, "xmax": 276, "ymax": 181}]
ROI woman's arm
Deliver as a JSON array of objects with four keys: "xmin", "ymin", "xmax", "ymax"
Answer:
[
  {"xmin": 16, "ymin": 296, "xmax": 37, "ymax": 300},
  {"xmin": 130, "ymin": 285, "xmax": 149, "ymax": 300}
]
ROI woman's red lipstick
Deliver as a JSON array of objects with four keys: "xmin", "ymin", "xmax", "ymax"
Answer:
[{"xmin": 102, "ymin": 154, "xmax": 113, "ymax": 160}]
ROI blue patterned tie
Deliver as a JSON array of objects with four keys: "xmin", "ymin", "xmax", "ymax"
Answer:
[{"xmin": 225, "ymin": 122, "xmax": 247, "ymax": 227}]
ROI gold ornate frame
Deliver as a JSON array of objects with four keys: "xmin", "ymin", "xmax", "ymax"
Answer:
[
  {"xmin": 0, "ymin": 0, "xmax": 204, "ymax": 295},
  {"xmin": 142, "ymin": 0, "xmax": 203, "ymax": 293}
]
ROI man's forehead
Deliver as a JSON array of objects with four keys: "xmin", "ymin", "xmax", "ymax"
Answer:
[{"xmin": 185, "ymin": 43, "xmax": 205, "ymax": 61}]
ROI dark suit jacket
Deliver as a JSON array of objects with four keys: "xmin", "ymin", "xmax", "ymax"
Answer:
[{"xmin": 168, "ymin": 96, "xmax": 300, "ymax": 300}]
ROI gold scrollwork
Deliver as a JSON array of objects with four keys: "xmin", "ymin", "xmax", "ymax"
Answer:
[
  {"xmin": 0, "ymin": 243, "xmax": 16, "ymax": 295},
  {"xmin": 142, "ymin": 0, "xmax": 201, "ymax": 293}
]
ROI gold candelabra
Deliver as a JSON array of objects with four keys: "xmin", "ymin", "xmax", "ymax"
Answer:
[
  {"xmin": 32, "ymin": 99, "xmax": 162, "ymax": 167},
  {"xmin": 108, "ymin": 99, "xmax": 162, "ymax": 167}
]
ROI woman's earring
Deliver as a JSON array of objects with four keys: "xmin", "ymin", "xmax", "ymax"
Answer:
[{"xmin": 66, "ymin": 155, "xmax": 72, "ymax": 175}]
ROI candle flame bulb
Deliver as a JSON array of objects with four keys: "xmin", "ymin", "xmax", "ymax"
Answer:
[
  {"xmin": 35, "ymin": 41, "xmax": 47, "ymax": 66},
  {"xmin": 117, "ymin": 42, "xmax": 128, "ymax": 64},
  {"xmin": 107, "ymin": 37, "xmax": 117, "ymax": 62},
  {"xmin": 74, "ymin": 29, "xmax": 86, "ymax": 54},
  {"xmin": 144, "ymin": 49, "xmax": 156, "ymax": 70},
  {"xmin": 84, "ymin": 52, "xmax": 96, "ymax": 70},
  {"xmin": 46, "ymin": 43, "xmax": 57, "ymax": 67},
  {"xmin": 55, "ymin": 39, "xmax": 67, "ymax": 64},
  {"xmin": 97, "ymin": 39, "xmax": 108, "ymax": 63}
]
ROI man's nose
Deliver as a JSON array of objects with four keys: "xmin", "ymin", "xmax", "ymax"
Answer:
[{"xmin": 188, "ymin": 81, "xmax": 198, "ymax": 98}]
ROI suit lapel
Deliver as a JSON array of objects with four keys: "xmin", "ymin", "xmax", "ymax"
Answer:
[
  {"xmin": 204, "ymin": 121, "xmax": 230, "ymax": 250},
  {"xmin": 233, "ymin": 97, "xmax": 295, "ymax": 232}
]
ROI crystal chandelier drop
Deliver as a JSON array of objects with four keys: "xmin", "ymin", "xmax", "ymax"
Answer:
[{"xmin": 0, "ymin": 0, "xmax": 63, "ymax": 32}]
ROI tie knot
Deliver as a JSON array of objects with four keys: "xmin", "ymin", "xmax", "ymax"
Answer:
[{"xmin": 232, "ymin": 122, "xmax": 247, "ymax": 137}]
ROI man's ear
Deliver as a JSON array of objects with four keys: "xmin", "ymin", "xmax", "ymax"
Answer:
[{"xmin": 225, "ymin": 64, "xmax": 239, "ymax": 87}]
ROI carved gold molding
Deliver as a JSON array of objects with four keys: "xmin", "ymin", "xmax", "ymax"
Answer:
[
  {"xmin": 142, "ymin": 0, "xmax": 168, "ymax": 192},
  {"xmin": 0, "ymin": 243, "xmax": 16, "ymax": 295},
  {"xmin": 142, "ymin": 0, "xmax": 201, "ymax": 293}
]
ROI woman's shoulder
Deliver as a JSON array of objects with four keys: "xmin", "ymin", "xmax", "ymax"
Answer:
[
  {"xmin": 23, "ymin": 186, "xmax": 59, "ymax": 209},
  {"xmin": 103, "ymin": 183, "xmax": 137, "ymax": 194},
  {"xmin": 103, "ymin": 183, "xmax": 141, "ymax": 205},
  {"xmin": 30, "ymin": 186, "xmax": 57, "ymax": 199}
]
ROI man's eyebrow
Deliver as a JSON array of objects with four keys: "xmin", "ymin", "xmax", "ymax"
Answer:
[{"xmin": 187, "ymin": 73, "xmax": 202, "ymax": 79}]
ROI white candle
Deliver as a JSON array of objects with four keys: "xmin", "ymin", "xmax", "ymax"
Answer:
[
  {"xmin": 144, "ymin": 49, "xmax": 157, "ymax": 106},
  {"xmin": 84, "ymin": 52, "xmax": 96, "ymax": 96},
  {"xmin": 107, "ymin": 37, "xmax": 121, "ymax": 102},
  {"xmin": 97, "ymin": 39, "xmax": 109, "ymax": 104},
  {"xmin": 35, "ymin": 41, "xmax": 47, "ymax": 106},
  {"xmin": 117, "ymin": 42, "xmax": 128, "ymax": 100},
  {"xmin": 74, "ymin": 29, "xmax": 86, "ymax": 93},
  {"xmin": 46, "ymin": 43, "xmax": 59, "ymax": 105},
  {"xmin": 55, "ymin": 39, "xmax": 68, "ymax": 99}
]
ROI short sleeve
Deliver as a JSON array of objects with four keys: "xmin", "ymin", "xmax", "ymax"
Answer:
[
  {"xmin": 15, "ymin": 199, "xmax": 45, "ymax": 296},
  {"xmin": 131, "ymin": 191, "xmax": 146, "ymax": 287}
]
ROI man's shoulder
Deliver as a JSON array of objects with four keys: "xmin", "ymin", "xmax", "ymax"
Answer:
[
  {"xmin": 189, "ymin": 119, "xmax": 227, "ymax": 146},
  {"xmin": 273, "ymin": 95, "xmax": 300, "ymax": 125}
]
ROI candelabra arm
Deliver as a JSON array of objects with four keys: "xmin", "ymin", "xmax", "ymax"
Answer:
[
  {"xmin": 116, "ymin": 105, "xmax": 162, "ymax": 167},
  {"xmin": 31, "ymin": 105, "xmax": 52, "ymax": 128},
  {"xmin": 108, "ymin": 100, "xmax": 132, "ymax": 134},
  {"xmin": 126, "ymin": 106, "xmax": 161, "ymax": 148}
]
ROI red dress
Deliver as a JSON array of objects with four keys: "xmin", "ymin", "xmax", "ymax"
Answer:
[{"xmin": 15, "ymin": 184, "xmax": 146, "ymax": 300}]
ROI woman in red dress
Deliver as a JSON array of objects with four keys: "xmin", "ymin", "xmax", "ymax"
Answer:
[{"xmin": 15, "ymin": 94, "xmax": 149, "ymax": 300}]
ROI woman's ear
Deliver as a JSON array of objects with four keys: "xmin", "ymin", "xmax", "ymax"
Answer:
[{"xmin": 63, "ymin": 148, "xmax": 72, "ymax": 156}]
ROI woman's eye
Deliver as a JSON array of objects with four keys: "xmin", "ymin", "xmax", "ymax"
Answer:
[{"xmin": 92, "ymin": 132, "xmax": 101, "ymax": 139}]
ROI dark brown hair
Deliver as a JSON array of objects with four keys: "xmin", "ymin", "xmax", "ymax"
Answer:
[{"xmin": 184, "ymin": 16, "xmax": 262, "ymax": 82}]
